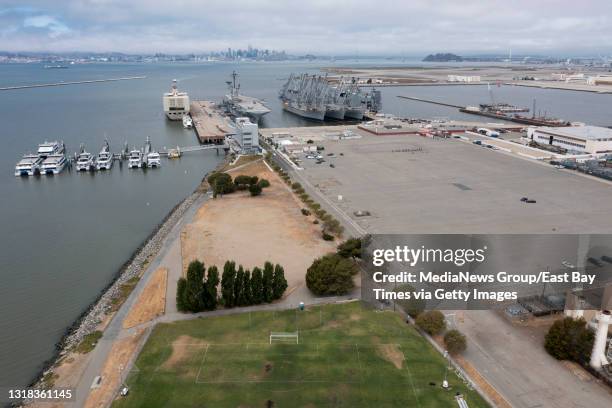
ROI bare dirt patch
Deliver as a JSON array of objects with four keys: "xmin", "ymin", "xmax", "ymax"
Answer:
[
  {"xmin": 84, "ymin": 328, "xmax": 146, "ymax": 408},
  {"xmin": 123, "ymin": 268, "xmax": 167, "ymax": 329},
  {"xmin": 181, "ymin": 160, "xmax": 335, "ymax": 286},
  {"xmin": 162, "ymin": 335, "xmax": 207, "ymax": 370},
  {"xmin": 377, "ymin": 344, "xmax": 404, "ymax": 369}
]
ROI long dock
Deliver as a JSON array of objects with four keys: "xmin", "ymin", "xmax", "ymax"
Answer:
[
  {"xmin": 396, "ymin": 95, "xmax": 463, "ymax": 108},
  {"xmin": 0, "ymin": 76, "xmax": 146, "ymax": 91},
  {"xmin": 190, "ymin": 101, "xmax": 232, "ymax": 144}
]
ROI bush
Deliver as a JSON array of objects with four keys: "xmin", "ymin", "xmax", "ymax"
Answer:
[
  {"xmin": 322, "ymin": 232, "xmax": 335, "ymax": 241},
  {"xmin": 337, "ymin": 238, "xmax": 362, "ymax": 259},
  {"xmin": 299, "ymin": 193, "xmax": 309, "ymax": 201},
  {"xmin": 444, "ymin": 329, "xmax": 467, "ymax": 355},
  {"xmin": 301, "ymin": 208, "xmax": 311, "ymax": 216},
  {"xmin": 393, "ymin": 284, "xmax": 425, "ymax": 318},
  {"xmin": 234, "ymin": 174, "xmax": 253, "ymax": 187},
  {"xmin": 208, "ymin": 172, "xmax": 235, "ymax": 197},
  {"xmin": 306, "ymin": 254, "xmax": 358, "ymax": 296},
  {"xmin": 313, "ymin": 219, "xmax": 319, "ymax": 224},
  {"xmin": 249, "ymin": 183, "xmax": 263, "ymax": 196},
  {"xmin": 545, "ymin": 317, "xmax": 594, "ymax": 363},
  {"xmin": 258, "ymin": 179, "xmax": 270, "ymax": 188},
  {"xmin": 291, "ymin": 182, "xmax": 302, "ymax": 190},
  {"xmin": 415, "ymin": 311, "xmax": 446, "ymax": 336}
]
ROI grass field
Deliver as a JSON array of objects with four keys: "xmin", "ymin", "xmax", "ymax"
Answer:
[{"xmin": 113, "ymin": 302, "xmax": 489, "ymax": 407}]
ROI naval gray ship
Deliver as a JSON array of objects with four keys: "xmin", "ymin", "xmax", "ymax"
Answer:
[
  {"xmin": 222, "ymin": 71, "xmax": 271, "ymax": 122},
  {"xmin": 279, "ymin": 73, "xmax": 381, "ymax": 121}
]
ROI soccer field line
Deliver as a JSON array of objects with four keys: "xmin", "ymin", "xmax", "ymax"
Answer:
[
  {"xmin": 194, "ymin": 343, "xmax": 210, "ymax": 384},
  {"xmin": 399, "ymin": 344, "xmax": 422, "ymax": 408},
  {"xmin": 166, "ymin": 341, "xmax": 407, "ymax": 347}
]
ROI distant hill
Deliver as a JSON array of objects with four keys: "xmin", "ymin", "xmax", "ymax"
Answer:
[{"xmin": 423, "ymin": 53, "xmax": 464, "ymax": 62}]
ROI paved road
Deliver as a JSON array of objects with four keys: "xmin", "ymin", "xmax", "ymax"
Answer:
[
  {"xmin": 457, "ymin": 310, "xmax": 612, "ymax": 408},
  {"xmin": 72, "ymin": 183, "xmax": 360, "ymax": 407}
]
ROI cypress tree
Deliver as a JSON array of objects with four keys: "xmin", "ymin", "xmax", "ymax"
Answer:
[
  {"xmin": 185, "ymin": 260, "xmax": 206, "ymax": 312},
  {"xmin": 272, "ymin": 264, "xmax": 288, "ymax": 300},
  {"xmin": 262, "ymin": 262, "xmax": 274, "ymax": 302},
  {"xmin": 205, "ymin": 265, "xmax": 220, "ymax": 310},
  {"xmin": 250, "ymin": 267, "xmax": 264, "ymax": 304},
  {"xmin": 241, "ymin": 269, "xmax": 252, "ymax": 305},
  {"xmin": 234, "ymin": 266, "xmax": 245, "ymax": 306},
  {"xmin": 176, "ymin": 277, "xmax": 187, "ymax": 312},
  {"xmin": 221, "ymin": 261, "xmax": 236, "ymax": 308}
]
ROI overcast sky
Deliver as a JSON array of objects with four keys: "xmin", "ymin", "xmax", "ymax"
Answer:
[{"xmin": 1, "ymin": 1, "xmax": 612, "ymax": 56}]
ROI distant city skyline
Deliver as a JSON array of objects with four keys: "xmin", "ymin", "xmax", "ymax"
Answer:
[{"xmin": 2, "ymin": 1, "xmax": 612, "ymax": 56}]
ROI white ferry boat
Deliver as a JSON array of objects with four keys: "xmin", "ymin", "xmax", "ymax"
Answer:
[
  {"xmin": 14, "ymin": 154, "xmax": 43, "ymax": 176},
  {"xmin": 41, "ymin": 154, "xmax": 68, "ymax": 175},
  {"xmin": 37, "ymin": 141, "xmax": 65, "ymax": 158},
  {"xmin": 182, "ymin": 115, "xmax": 193, "ymax": 129},
  {"xmin": 147, "ymin": 151, "xmax": 161, "ymax": 168},
  {"xmin": 96, "ymin": 141, "xmax": 113, "ymax": 170},
  {"xmin": 75, "ymin": 147, "xmax": 95, "ymax": 172},
  {"xmin": 128, "ymin": 149, "xmax": 143, "ymax": 169}
]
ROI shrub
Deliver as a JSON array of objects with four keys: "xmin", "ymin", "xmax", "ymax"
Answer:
[
  {"xmin": 444, "ymin": 329, "xmax": 467, "ymax": 355},
  {"xmin": 415, "ymin": 311, "xmax": 446, "ymax": 336},
  {"xmin": 258, "ymin": 179, "xmax": 270, "ymax": 188},
  {"xmin": 306, "ymin": 254, "xmax": 358, "ymax": 296},
  {"xmin": 322, "ymin": 232, "xmax": 335, "ymax": 241},
  {"xmin": 299, "ymin": 193, "xmax": 309, "ymax": 201},
  {"xmin": 337, "ymin": 238, "xmax": 362, "ymax": 259},
  {"xmin": 301, "ymin": 208, "xmax": 311, "ymax": 216},
  {"xmin": 310, "ymin": 203, "xmax": 321, "ymax": 211},
  {"xmin": 234, "ymin": 174, "xmax": 253, "ymax": 187},
  {"xmin": 393, "ymin": 284, "xmax": 425, "ymax": 318},
  {"xmin": 313, "ymin": 219, "xmax": 319, "ymax": 224},
  {"xmin": 291, "ymin": 182, "xmax": 302, "ymax": 190},
  {"xmin": 545, "ymin": 317, "xmax": 594, "ymax": 363},
  {"xmin": 208, "ymin": 172, "xmax": 235, "ymax": 197},
  {"xmin": 249, "ymin": 183, "xmax": 263, "ymax": 196}
]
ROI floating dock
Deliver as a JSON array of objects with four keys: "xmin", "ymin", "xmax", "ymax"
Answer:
[{"xmin": 190, "ymin": 101, "xmax": 232, "ymax": 144}]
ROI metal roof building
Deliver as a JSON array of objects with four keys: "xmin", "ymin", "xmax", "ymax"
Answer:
[{"xmin": 527, "ymin": 125, "xmax": 612, "ymax": 154}]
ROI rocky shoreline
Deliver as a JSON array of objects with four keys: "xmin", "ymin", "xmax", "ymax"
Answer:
[{"xmin": 25, "ymin": 174, "xmax": 213, "ymax": 399}]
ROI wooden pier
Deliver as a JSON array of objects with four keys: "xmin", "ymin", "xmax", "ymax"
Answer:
[{"xmin": 190, "ymin": 100, "xmax": 232, "ymax": 144}]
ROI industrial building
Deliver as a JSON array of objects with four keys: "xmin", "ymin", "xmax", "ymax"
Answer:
[
  {"xmin": 527, "ymin": 125, "xmax": 612, "ymax": 154},
  {"xmin": 233, "ymin": 117, "xmax": 259, "ymax": 153},
  {"xmin": 447, "ymin": 75, "xmax": 481, "ymax": 83}
]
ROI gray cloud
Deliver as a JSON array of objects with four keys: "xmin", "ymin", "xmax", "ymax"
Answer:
[{"xmin": 1, "ymin": 0, "xmax": 611, "ymax": 55}]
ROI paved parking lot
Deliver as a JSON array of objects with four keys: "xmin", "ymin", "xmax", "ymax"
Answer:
[{"xmin": 298, "ymin": 132, "xmax": 612, "ymax": 234}]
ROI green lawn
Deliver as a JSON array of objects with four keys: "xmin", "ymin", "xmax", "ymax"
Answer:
[{"xmin": 113, "ymin": 302, "xmax": 489, "ymax": 407}]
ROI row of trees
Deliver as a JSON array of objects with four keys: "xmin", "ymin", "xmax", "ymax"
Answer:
[
  {"xmin": 221, "ymin": 261, "xmax": 287, "ymax": 308},
  {"xmin": 177, "ymin": 260, "xmax": 288, "ymax": 313},
  {"xmin": 207, "ymin": 172, "xmax": 270, "ymax": 197},
  {"xmin": 264, "ymin": 153, "xmax": 344, "ymax": 238}
]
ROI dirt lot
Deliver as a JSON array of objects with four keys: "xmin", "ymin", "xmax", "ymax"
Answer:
[
  {"xmin": 123, "ymin": 268, "xmax": 167, "ymax": 329},
  {"xmin": 84, "ymin": 329, "xmax": 145, "ymax": 408},
  {"xmin": 181, "ymin": 160, "xmax": 335, "ymax": 289}
]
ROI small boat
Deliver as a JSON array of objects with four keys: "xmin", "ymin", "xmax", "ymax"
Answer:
[
  {"xmin": 96, "ymin": 140, "xmax": 113, "ymax": 170},
  {"xmin": 75, "ymin": 146, "xmax": 95, "ymax": 172},
  {"xmin": 15, "ymin": 154, "xmax": 43, "ymax": 176},
  {"xmin": 41, "ymin": 154, "xmax": 68, "ymax": 175},
  {"xmin": 182, "ymin": 115, "xmax": 193, "ymax": 129},
  {"xmin": 167, "ymin": 146, "xmax": 181, "ymax": 159},
  {"xmin": 128, "ymin": 149, "xmax": 143, "ymax": 169}
]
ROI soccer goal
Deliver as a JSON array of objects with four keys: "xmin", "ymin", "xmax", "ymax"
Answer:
[{"xmin": 269, "ymin": 331, "xmax": 299, "ymax": 344}]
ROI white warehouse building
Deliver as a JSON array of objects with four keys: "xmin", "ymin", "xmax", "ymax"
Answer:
[
  {"xmin": 234, "ymin": 117, "xmax": 259, "ymax": 153},
  {"xmin": 527, "ymin": 125, "xmax": 612, "ymax": 154}
]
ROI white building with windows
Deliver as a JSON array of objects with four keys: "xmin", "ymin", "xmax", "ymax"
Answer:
[
  {"xmin": 234, "ymin": 117, "xmax": 259, "ymax": 153},
  {"xmin": 527, "ymin": 125, "xmax": 612, "ymax": 154},
  {"xmin": 447, "ymin": 75, "xmax": 481, "ymax": 83}
]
